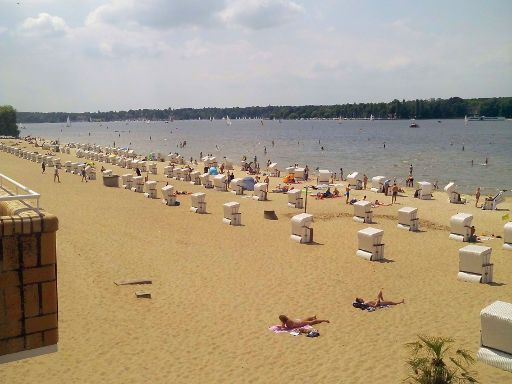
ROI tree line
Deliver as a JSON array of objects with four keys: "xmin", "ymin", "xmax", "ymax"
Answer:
[{"xmin": 14, "ymin": 96, "xmax": 512, "ymax": 123}]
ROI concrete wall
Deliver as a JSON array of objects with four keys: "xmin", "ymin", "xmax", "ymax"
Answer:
[{"xmin": 0, "ymin": 200, "xmax": 58, "ymax": 357}]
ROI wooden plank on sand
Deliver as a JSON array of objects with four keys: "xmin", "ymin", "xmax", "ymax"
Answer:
[
  {"xmin": 114, "ymin": 278, "xmax": 152, "ymax": 286},
  {"xmin": 135, "ymin": 291, "xmax": 151, "ymax": 299}
]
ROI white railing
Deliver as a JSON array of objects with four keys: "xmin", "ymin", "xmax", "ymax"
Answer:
[{"xmin": 0, "ymin": 173, "xmax": 40, "ymax": 212}]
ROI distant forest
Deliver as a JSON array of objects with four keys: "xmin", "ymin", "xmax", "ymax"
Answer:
[{"xmin": 16, "ymin": 96, "xmax": 512, "ymax": 123}]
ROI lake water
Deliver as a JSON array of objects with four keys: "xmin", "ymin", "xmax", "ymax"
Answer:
[{"xmin": 22, "ymin": 118, "xmax": 512, "ymax": 195}]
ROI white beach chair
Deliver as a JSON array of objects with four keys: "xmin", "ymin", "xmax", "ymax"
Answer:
[
  {"xmin": 317, "ymin": 170, "xmax": 331, "ymax": 184},
  {"xmin": 173, "ymin": 168, "xmax": 183, "ymax": 180},
  {"xmin": 287, "ymin": 189, "xmax": 303, "ymax": 209},
  {"xmin": 268, "ymin": 163, "xmax": 280, "ymax": 177},
  {"xmin": 417, "ymin": 181, "xmax": 433, "ymax": 200},
  {"xmin": 477, "ymin": 301, "xmax": 512, "ymax": 372},
  {"xmin": 102, "ymin": 169, "xmax": 113, "ymax": 177},
  {"xmin": 181, "ymin": 168, "xmax": 191, "ymax": 182},
  {"xmin": 131, "ymin": 176, "xmax": 144, "ymax": 193},
  {"xmin": 347, "ymin": 172, "xmax": 362, "ymax": 189},
  {"xmin": 444, "ymin": 182, "xmax": 465, "ymax": 204},
  {"xmin": 482, "ymin": 191, "xmax": 505, "ymax": 210},
  {"xmin": 253, "ymin": 183, "xmax": 268, "ymax": 201},
  {"xmin": 285, "ymin": 166, "xmax": 295, "ymax": 176},
  {"xmin": 200, "ymin": 173, "xmax": 213, "ymax": 189},
  {"xmin": 85, "ymin": 166, "xmax": 96, "ymax": 180},
  {"xmin": 356, "ymin": 227, "xmax": 385, "ymax": 261},
  {"xmin": 213, "ymin": 174, "xmax": 227, "ymax": 192},
  {"xmin": 294, "ymin": 167, "xmax": 305, "ymax": 180},
  {"xmin": 504, "ymin": 222, "xmax": 512, "ymax": 251},
  {"xmin": 397, "ymin": 207, "xmax": 419, "ymax": 231},
  {"xmin": 126, "ymin": 158, "xmax": 132, "ymax": 169},
  {"xmin": 223, "ymin": 202, "xmax": 242, "ymax": 226},
  {"xmin": 190, "ymin": 171, "xmax": 201, "ymax": 185},
  {"xmin": 449, "ymin": 213, "xmax": 473, "ymax": 242},
  {"xmin": 290, "ymin": 213, "xmax": 314, "ymax": 243},
  {"xmin": 139, "ymin": 161, "xmax": 147, "ymax": 172},
  {"xmin": 230, "ymin": 178, "xmax": 244, "ymax": 195},
  {"xmin": 190, "ymin": 192, "xmax": 206, "ymax": 213},
  {"xmin": 121, "ymin": 174, "xmax": 133, "ymax": 189},
  {"xmin": 149, "ymin": 163, "xmax": 158, "ymax": 175},
  {"xmin": 164, "ymin": 165, "xmax": 174, "ymax": 178},
  {"xmin": 371, "ymin": 176, "xmax": 386, "ymax": 193},
  {"xmin": 64, "ymin": 161, "xmax": 72, "ymax": 173},
  {"xmin": 144, "ymin": 181, "xmax": 158, "ymax": 199},
  {"xmin": 353, "ymin": 201, "xmax": 373, "ymax": 223},
  {"xmin": 457, "ymin": 245, "xmax": 493, "ymax": 284},
  {"xmin": 161, "ymin": 185, "xmax": 177, "ymax": 206}
]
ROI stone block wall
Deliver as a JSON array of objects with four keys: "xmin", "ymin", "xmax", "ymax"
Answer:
[{"xmin": 0, "ymin": 201, "xmax": 59, "ymax": 357}]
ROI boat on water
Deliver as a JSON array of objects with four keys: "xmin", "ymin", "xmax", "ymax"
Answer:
[
  {"xmin": 409, "ymin": 119, "xmax": 419, "ymax": 128},
  {"xmin": 226, "ymin": 115, "xmax": 232, "ymax": 126},
  {"xmin": 467, "ymin": 115, "xmax": 505, "ymax": 121},
  {"xmin": 66, "ymin": 116, "xmax": 71, "ymax": 127}
]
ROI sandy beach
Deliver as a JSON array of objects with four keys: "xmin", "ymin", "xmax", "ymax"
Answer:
[{"xmin": 1, "ymin": 139, "xmax": 511, "ymax": 383}]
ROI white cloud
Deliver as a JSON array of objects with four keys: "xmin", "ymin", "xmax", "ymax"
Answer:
[
  {"xmin": 19, "ymin": 13, "xmax": 69, "ymax": 37},
  {"xmin": 219, "ymin": 0, "xmax": 304, "ymax": 30}
]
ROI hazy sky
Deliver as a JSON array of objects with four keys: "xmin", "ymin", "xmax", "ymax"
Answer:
[{"xmin": 0, "ymin": 0, "xmax": 511, "ymax": 112}]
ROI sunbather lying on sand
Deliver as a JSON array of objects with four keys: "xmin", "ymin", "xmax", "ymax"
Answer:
[
  {"xmin": 355, "ymin": 290, "xmax": 404, "ymax": 308},
  {"xmin": 279, "ymin": 315, "xmax": 330, "ymax": 329},
  {"xmin": 372, "ymin": 199, "xmax": 392, "ymax": 208}
]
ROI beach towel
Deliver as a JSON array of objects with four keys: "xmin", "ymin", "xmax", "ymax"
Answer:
[{"xmin": 268, "ymin": 324, "xmax": 313, "ymax": 336}]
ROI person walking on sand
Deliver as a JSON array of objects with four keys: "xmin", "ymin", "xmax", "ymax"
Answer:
[
  {"xmin": 363, "ymin": 174, "xmax": 368, "ymax": 189},
  {"xmin": 81, "ymin": 168, "xmax": 88, "ymax": 183},
  {"xmin": 264, "ymin": 175, "xmax": 270, "ymax": 191},
  {"xmin": 41, "ymin": 161, "xmax": 46, "ymax": 173},
  {"xmin": 53, "ymin": 167, "xmax": 60, "ymax": 183},
  {"xmin": 278, "ymin": 315, "xmax": 330, "ymax": 329},
  {"xmin": 391, "ymin": 182, "xmax": 398, "ymax": 204},
  {"xmin": 345, "ymin": 185, "xmax": 351, "ymax": 204},
  {"xmin": 475, "ymin": 187, "xmax": 481, "ymax": 207}
]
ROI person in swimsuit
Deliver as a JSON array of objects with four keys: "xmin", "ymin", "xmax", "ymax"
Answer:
[
  {"xmin": 355, "ymin": 290, "xmax": 404, "ymax": 308},
  {"xmin": 391, "ymin": 183, "xmax": 398, "ymax": 204},
  {"xmin": 279, "ymin": 315, "xmax": 330, "ymax": 329}
]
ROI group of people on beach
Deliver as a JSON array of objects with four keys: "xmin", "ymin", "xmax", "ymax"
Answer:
[{"xmin": 277, "ymin": 290, "xmax": 404, "ymax": 333}]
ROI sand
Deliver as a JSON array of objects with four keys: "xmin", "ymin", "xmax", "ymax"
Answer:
[{"xmin": 0, "ymin": 138, "xmax": 511, "ymax": 383}]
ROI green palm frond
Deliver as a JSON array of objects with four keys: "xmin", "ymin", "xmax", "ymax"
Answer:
[{"xmin": 404, "ymin": 335, "xmax": 478, "ymax": 384}]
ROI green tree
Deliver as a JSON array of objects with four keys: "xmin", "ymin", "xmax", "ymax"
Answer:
[
  {"xmin": 405, "ymin": 335, "xmax": 478, "ymax": 384},
  {"xmin": 0, "ymin": 105, "xmax": 19, "ymax": 137}
]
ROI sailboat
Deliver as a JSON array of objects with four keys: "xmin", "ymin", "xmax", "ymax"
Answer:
[
  {"xmin": 66, "ymin": 116, "xmax": 71, "ymax": 127},
  {"xmin": 226, "ymin": 115, "xmax": 232, "ymax": 126},
  {"xmin": 464, "ymin": 115, "xmax": 468, "ymax": 126},
  {"xmin": 370, "ymin": 114, "xmax": 374, "ymax": 121}
]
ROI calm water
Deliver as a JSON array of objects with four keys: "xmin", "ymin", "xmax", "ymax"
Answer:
[{"xmin": 22, "ymin": 119, "xmax": 512, "ymax": 195}]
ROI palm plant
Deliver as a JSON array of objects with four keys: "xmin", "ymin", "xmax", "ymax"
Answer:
[{"xmin": 404, "ymin": 335, "xmax": 479, "ymax": 384}]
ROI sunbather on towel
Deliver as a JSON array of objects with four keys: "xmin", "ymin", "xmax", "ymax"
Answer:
[
  {"xmin": 355, "ymin": 290, "xmax": 404, "ymax": 308},
  {"xmin": 279, "ymin": 315, "xmax": 330, "ymax": 329}
]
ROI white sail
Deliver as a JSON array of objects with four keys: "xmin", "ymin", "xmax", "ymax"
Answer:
[
  {"xmin": 226, "ymin": 115, "xmax": 232, "ymax": 126},
  {"xmin": 370, "ymin": 114, "xmax": 374, "ymax": 121},
  {"xmin": 464, "ymin": 115, "xmax": 468, "ymax": 126},
  {"xmin": 66, "ymin": 116, "xmax": 71, "ymax": 127}
]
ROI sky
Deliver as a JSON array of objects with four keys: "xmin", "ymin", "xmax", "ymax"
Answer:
[{"xmin": 0, "ymin": 0, "xmax": 511, "ymax": 112}]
